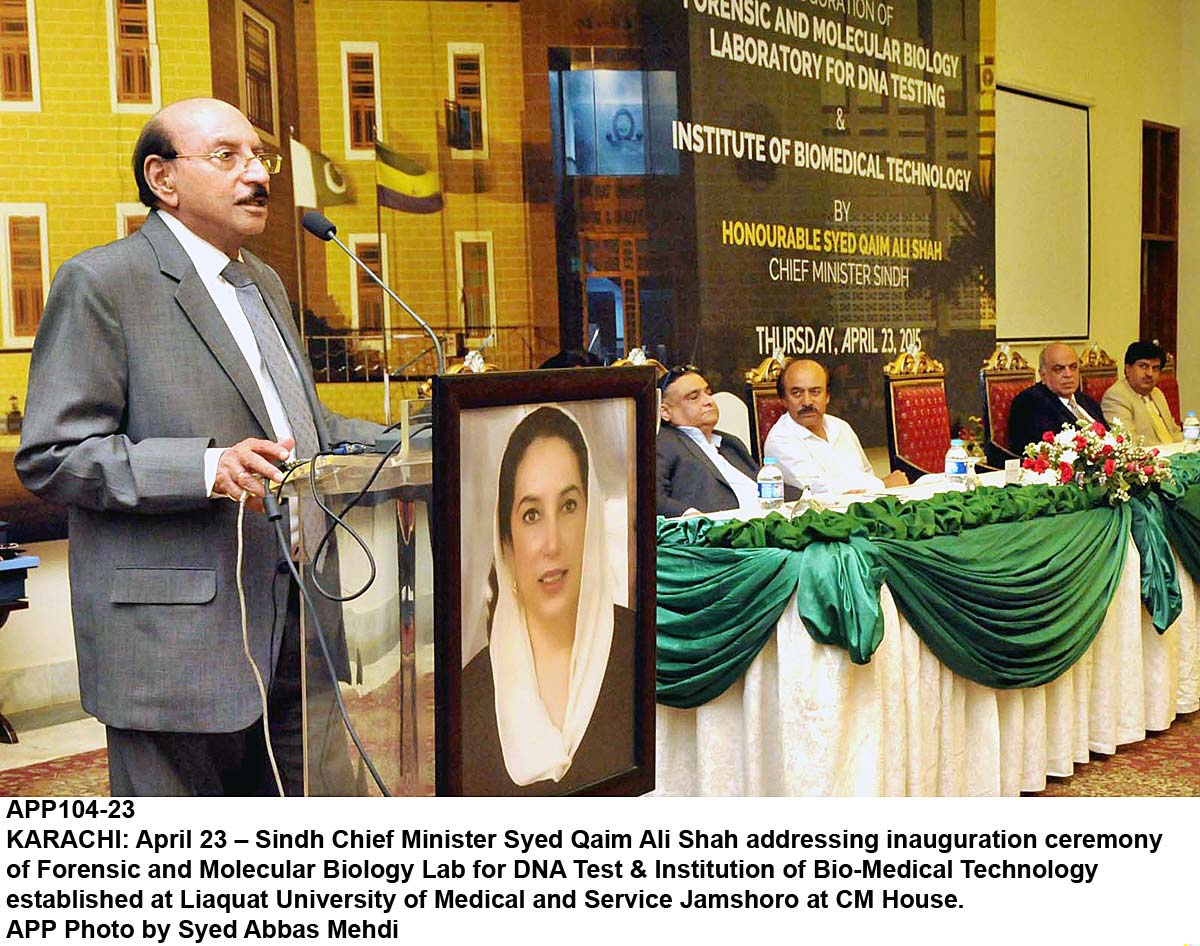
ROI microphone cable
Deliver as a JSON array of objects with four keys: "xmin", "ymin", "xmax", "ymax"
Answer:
[
  {"xmin": 256, "ymin": 422, "xmax": 433, "ymax": 797},
  {"xmin": 235, "ymin": 492, "xmax": 285, "ymax": 797},
  {"xmin": 261, "ymin": 486, "xmax": 391, "ymax": 797},
  {"xmin": 274, "ymin": 424, "xmax": 431, "ymax": 604}
]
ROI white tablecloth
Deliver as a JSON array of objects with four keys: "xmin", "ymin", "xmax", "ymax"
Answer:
[{"xmin": 656, "ymin": 540, "xmax": 1200, "ymax": 795}]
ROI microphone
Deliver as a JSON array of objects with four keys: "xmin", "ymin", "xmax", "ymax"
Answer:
[{"xmin": 301, "ymin": 211, "xmax": 446, "ymax": 375}]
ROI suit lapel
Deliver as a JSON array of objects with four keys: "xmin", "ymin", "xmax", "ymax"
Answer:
[
  {"xmin": 142, "ymin": 212, "xmax": 278, "ymax": 440},
  {"xmin": 672, "ymin": 426, "xmax": 735, "ymax": 493}
]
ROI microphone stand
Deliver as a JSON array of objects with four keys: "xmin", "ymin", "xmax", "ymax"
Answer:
[{"xmin": 326, "ymin": 232, "xmax": 446, "ymax": 377}]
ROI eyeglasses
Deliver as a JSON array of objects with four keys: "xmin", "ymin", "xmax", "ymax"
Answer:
[
  {"xmin": 658, "ymin": 363, "xmax": 698, "ymax": 392},
  {"xmin": 167, "ymin": 149, "xmax": 284, "ymax": 175}
]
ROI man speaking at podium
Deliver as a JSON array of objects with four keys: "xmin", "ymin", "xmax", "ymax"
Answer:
[{"xmin": 15, "ymin": 98, "xmax": 380, "ymax": 796}]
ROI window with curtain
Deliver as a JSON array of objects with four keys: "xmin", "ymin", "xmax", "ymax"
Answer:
[
  {"xmin": 114, "ymin": 0, "xmax": 152, "ymax": 104},
  {"xmin": 8, "ymin": 215, "xmax": 43, "ymax": 337},
  {"xmin": 346, "ymin": 52, "xmax": 377, "ymax": 150},
  {"xmin": 0, "ymin": 0, "xmax": 33, "ymax": 102},
  {"xmin": 452, "ymin": 52, "xmax": 484, "ymax": 151},
  {"xmin": 355, "ymin": 240, "xmax": 384, "ymax": 331},
  {"xmin": 459, "ymin": 239, "xmax": 492, "ymax": 334},
  {"xmin": 240, "ymin": 3, "xmax": 276, "ymax": 139}
]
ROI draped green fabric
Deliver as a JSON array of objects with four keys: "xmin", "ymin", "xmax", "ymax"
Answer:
[
  {"xmin": 703, "ymin": 483, "xmax": 1106, "ymax": 551},
  {"xmin": 1165, "ymin": 485, "xmax": 1200, "ymax": 586},
  {"xmin": 1163, "ymin": 452, "xmax": 1200, "ymax": 497},
  {"xmin": 656, "ymin": 544, "xmax": 800, "ymax": 709},
  {"xmin": 857, "ymin": 504, "xmax": 1130, "ymax": 689},
  {"xmin": 655, "ymin": 470, "xmax": 1200, "ymax": 706},
  {"xmin": 789, "ymin": 540, "xmax": 886, "ymax": 665},
  {"xmin": 1129, "ymin": 492, "xmax": 1182, "ymax": 632}
]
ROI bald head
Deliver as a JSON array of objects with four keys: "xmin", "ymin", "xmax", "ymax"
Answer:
[
  {"xmin": 778, "ymin": 359, "xmax": 831, "ymax": 433},
  {"xmin": 135, "ymin": 98, "xmax": 273, "ymax": 257},
  {"xmin": 1038, "ymin": 343, "xmax": 1080, "ymax": 398}
]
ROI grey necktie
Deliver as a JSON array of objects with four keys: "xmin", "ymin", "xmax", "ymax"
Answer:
[
  {"xmin": 220, "ymin": 259, "xmax": 319, "ymax": 457},
  {"xmin": 221, "ymin": 259, "xmax": 323, "ymax": 556}
]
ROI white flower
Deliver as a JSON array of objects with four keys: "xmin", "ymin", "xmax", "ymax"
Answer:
[
  {"xmin": 1054, "ymin": 428, "xmax": 1077, "ymax": 446},
  {"xmin": 1021, "ymin": 468, "xmax": 1058, "ymax": 486},
  {"xmin": 1059, "ymin": 449, "xmax": 1079, "ymax": 465}
]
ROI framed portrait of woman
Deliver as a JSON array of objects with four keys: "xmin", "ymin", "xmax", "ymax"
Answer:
[{"xmin": 432, "ymin": 367, "xmax": 657, "ymax": 796}]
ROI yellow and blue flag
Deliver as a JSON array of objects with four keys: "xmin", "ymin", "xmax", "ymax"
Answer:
[{"xmin": 375, "ymin": 141, "xmax": 442, "ymax": 214}]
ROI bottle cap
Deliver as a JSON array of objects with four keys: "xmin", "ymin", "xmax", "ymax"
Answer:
[
  {"xmin": 950, "ymin": 438, "xmax": 964, "ymax": 446},
  {"xmin": 763, "ymin": 457, "xmax": 777, "ymax": 464}
]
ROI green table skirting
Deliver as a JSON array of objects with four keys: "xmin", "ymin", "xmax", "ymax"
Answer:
[{"xmin": 657, "ymin": 453, "xmax": 1200, "ymax": 709}]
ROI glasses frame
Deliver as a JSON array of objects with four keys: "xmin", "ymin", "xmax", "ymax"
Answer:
[{"xmin": 167, "ymin": 149, "xmax": 284, "ymax": 175}]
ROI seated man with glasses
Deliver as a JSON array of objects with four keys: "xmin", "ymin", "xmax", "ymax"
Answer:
[
  {"xmin": 657, "ymin": 365, "xmax": 763, "ymax": 516},
  {"xmin": 16, "ymin": 98, "xmax": 381, "ymax": 796},
  {"xmin": 1101, "ymin": 341, "xmax": 1181, "ymax": 445}
]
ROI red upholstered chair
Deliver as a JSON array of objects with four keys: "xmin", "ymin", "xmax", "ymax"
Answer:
[
  {"xmin": 1158, "ymin": 352, "xmax": 1182, "ymax": 427},
  {"xmin": 744, "ymin": 356, "xmax": 787, "ymax": 462},
  {"xmin": 1079, "ymin": 344, "xmax": 1118, "ymax": 406},
  {"xmin": 980, "ymin": 345, "xmax": 1035, "ymax": 466},
  {"xmin": 883, "ymin": 350, "xmax": 952, "ymax": 478}
]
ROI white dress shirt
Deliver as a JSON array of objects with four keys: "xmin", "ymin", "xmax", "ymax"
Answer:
[
  {"xmin": 762, "ymin": 411, "xmax": 883, "ymax": 495},
  {"xmin": 157, "ymin": 211, "xmax": 301, "ymax": 495},
  {"xmin": 676, "ymin": 426, "xmax": 762, "ymax": 509}
]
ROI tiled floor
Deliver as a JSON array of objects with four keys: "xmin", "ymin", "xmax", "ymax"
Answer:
[{"xmin": 0, "ymin": 703, "xmax": 105, "ymax": 773}]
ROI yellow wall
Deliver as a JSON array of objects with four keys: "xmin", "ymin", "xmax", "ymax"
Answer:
[
  {"xmin": 310, "ymin": 1, "xmax": 531, "ymax": 363},
  {"xmin": 0, "ymin": 1, "xmax": 213, "ymax": 682},
  {"xmin": 1179, "ymin": 7, "xmax": 1200, "ymax": 415},
  {"xmin": 315, "ymin": 380, "xmax": 425, "ymax": 425},
  {"xmin": 996, "ymin": 1, "xmax": 1184, "ymax": 392},
  {"xmin": 0, "ymin": 0, "xmax": 211, "ymax": 387}
]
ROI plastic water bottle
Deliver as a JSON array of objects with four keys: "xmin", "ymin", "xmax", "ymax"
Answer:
[
  {"xmin": 1184, "ymin": 411, "xmax": 1200, "ymax": 450},
  {"xmin": 944, "ymin": 438, "xmax": 968, "ymax": 488},
  {"xmin": 757, "ymin": 458, "xmax": 785, "ymax": 510}
]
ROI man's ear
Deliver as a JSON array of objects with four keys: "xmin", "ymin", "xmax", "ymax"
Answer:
[
  {"xmin": 144, "ymin": 156, "xmax": 180, "ymax": 208},
  {"xmin": 659, "ymin": 401, "xmax": 672, "ymax": 423}
]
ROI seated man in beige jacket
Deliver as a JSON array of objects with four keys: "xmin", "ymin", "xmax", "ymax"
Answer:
[{"xmin": 1100, "ymin": 341, "xmax": 1180, "ymax": 444}]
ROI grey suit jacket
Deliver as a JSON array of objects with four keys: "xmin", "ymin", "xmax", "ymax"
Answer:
[
  {"xmin": 15, "ymin": 211, "xmax": 380, "ymax": 732},
  {"xmin": 656, "ymin": 423, "xmax": 759, "ymax": 517},
  {"xmin": 1100, "ymin": 377, "xmax": 1181, "ymax": 444}
]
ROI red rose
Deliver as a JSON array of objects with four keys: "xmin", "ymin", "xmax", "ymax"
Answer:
[
  {"xmin": 1104, "ymin": 458, "xmax": 1116, "ymax": 476},
  {"xmin": 1127, "ymin": 462, "xmax": 1137, "ymax": 472},
  {"xmin": 1143, "ymin": 465, "xmax": 1155, "ymax": 477},
  {"xmin": 1116, "ymin": 435, "xmax": 1124, "ymax": 443},
  {"xmin": 1091, "ymin": 421, "xmax": 1107, "ymax": 436},
  {"xmin": 1073, "ymin": 435, "xmax": 1087, "ymax": 451},
  {"xmin": 1022, "ymin": 458, "xmax": 1035, "ymax": 469},
  {"xmin": 1036, "ymin": 458, "xmax": 1049, "ymax": 473},
  {"xmin": 1042, "ymin": 431, "xmax": 1055, "ymax": 443},
  {"xmin": 1101, "ymin": 444, "xmax": 1114, "ymax": 456},
  {"xmin": 1151, "ymin": 448, "xmax": 1160, "ymax": 457},
  {"xmin": 1059, "ymin": 462, "xmax": 1075, "ymax": 483}
]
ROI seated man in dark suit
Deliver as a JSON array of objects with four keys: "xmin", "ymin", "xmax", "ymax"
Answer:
[
  {"xmin": 1008, "ymin": 342, "xmax": 1104, "ymax": 453},
  {"xmin": 657, "ymin": 366, "xmax": 760, "ymax": 516}
]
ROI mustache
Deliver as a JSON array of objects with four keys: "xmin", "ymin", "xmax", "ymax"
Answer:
[
  {"xmin": 238, "ymin": 185, "xmax": 270, "ymax": 204},
  {"xmin": 797, "ymin": 406, "xmax": 819, "ymax": 414}
]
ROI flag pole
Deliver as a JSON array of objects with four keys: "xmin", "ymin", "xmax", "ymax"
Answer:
[
  {"xmin": 289, "ymin": 126, "xmax": 308, "ymax": 344},
  {"xmin": 373, "ymin": 140, "xmax": 391, "ymax": 425}
]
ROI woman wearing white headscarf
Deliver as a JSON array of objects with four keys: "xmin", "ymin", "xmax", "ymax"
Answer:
[{"xmin": 461, "ymin": 405, "xmax": 635, "ymax": 794}]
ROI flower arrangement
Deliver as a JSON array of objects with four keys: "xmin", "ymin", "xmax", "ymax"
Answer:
[
  {"xmin": 956, "ymin": 415, "xmax": 985, "ymax": 459},
  {"xmin": 1021, "ymin": 419, "xmax": 1172, "ymax": 503}
]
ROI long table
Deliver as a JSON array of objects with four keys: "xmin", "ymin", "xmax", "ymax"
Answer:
[{"xmin": 655, "ymin": 467, "xmax": 1200, "ymax": 796}]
